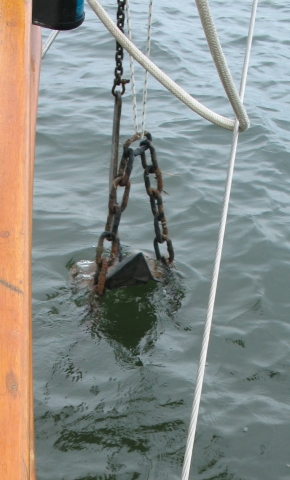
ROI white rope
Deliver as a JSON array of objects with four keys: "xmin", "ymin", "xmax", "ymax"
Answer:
[
  {"xmin": 140, "ymin": 0, "xmax": 153, "ymax": 138},
  {"xmin": 126, "ymin": 0, "xmax": 153, "ymax": 137},
  {"xmin": 126, "ymin": 0, "xmax": 139, "ymax": 133},
  {"xmin": 86, "ymin": 0, "xmax": 249, "ymax": 132},
  {"xmin": 181, "ymin": 2, "xmax": 258, "ymax": 480},
  {"xmin": 195, "ymin": 0, "xmax": 248, "ymax": 132},
  {"xmin": 42, "ymin": 30, "xmax": 59, "ymax": 59}
]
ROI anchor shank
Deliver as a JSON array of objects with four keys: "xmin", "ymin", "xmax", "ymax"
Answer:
[{"xmin": 109, "ymin": 91, "xmax": 122, "ymax": 191}]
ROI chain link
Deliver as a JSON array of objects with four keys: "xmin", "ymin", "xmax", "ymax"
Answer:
[
  {"xmin": 93, "ymin": 2, "xmax": 175, "ymax": 296},
  {"xmin": 139, "ymin": 133, "xmax": 174, "ymax": 264},
  {"xmin": 93, "ymin": 133, "xmax": 141, "ymax": 294},
  {"xmin": 112, "ymin": 0, "xmax": 130, "ymax": 96},
  {"xmin": 93, "ymin": 132, "xmax": 174, "ymax": 295}
]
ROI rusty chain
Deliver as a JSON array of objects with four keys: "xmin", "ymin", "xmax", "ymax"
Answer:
[
  {"xmin": 93, "ymin": 2, "xmax": 175, "ymax": 296},
  {"xmin": 93, "ymin": 132, "xmax": 174, "ymax": 295},
  {"xmin": 92, "ymin": 0, "xmax": 131, "ymax": 296},
  {"xmin": 93, "ymin": 133, "xmax": 140, "ymax": 295},
  {"xmin": 139, "ymin": 132, "xmax": 174, "ymax": 264}
]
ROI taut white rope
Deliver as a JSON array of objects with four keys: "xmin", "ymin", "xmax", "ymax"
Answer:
[
  {"xmin": 126, "ymin": 0, "xmax": 139, "ymax": 133},
  {"xmin": 181, "ymin": 2, "xmax": 258, "ymax": 480},
  {"xmin": 126, "ymin": 0, "xmax": 153, "ymax": 137},
  {"xmin": 140, "ymin": 0, "xmax": 153, "ymax": 138},
  {"xmin": 42, "ymin": 30, "xmax": 60, "ymax": 59},
  {"xmin": 86, "ymin": 0, "xmax": 249, "ymax": 132}
]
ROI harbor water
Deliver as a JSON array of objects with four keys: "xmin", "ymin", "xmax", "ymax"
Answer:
[{"xmin": 33, "ymin": 2, "xmax": 290, "ymax": 479}]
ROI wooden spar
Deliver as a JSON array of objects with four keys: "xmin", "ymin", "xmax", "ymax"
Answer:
[{"xmin": 0, "ymin": 1, "xmax": 41, "ymax": 478}]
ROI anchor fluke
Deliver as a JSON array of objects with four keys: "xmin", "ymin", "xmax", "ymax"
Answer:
[{"xmin": 105, "ymin": 252, "xmax": 156, "ymax": 289}]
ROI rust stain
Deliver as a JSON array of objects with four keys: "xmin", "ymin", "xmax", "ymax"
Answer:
[
  {"xmin": 0, "ymin": 231, "xmax": 10, "ymax": 238},
  {"xmin": 0, "ymin": 278, "xmax": 24, "ymax": 295}
]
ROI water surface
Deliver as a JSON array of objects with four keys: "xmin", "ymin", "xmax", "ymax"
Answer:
[{"xmin": 33, "ymin": 2, "xmax": 290, "ymax": 479}]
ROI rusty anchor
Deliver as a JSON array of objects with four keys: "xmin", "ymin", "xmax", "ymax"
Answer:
[{"xmin": 90, "ymin": 88, "xmax": 174, "ymax": 295}]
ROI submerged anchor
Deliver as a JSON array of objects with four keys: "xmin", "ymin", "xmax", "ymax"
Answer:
[
  {"xmin": 89, "ymin": 89, "xmax": 173, "ymax": 295},
  {"xmin": 81, "ymin": 22, "xmax": 174, "ymax": 296},
  {"xmin": 105, "ymin": 251, "xmax": 159, "ymax": 289},
  {"xmin": 90, "ymin": 227, "xmax": 170, "ymax": 295},
  {"xmin": 90, "ymin": 130, "xmax": 174, "ymax": 296},
  {"xmin": 70, "ymin": 251, "xmax": 165, "ymax": 291}
]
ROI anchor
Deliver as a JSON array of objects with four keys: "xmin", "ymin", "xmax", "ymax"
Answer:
[
  {"xmin": 70, "ymin": 250, "xmax": 166, "ymax": 291},
  {"xmin": 90, "ymin": 2, "xmax": 173, "ymax": 296},
  {"xmin": 91, "ymin": 102, "xmax": 174, "ymax": 295},
  {"xmin": 91, "ymin": 127, "xmax": 174, "ymax": 296},
  {"xmin": 105, "ymin": 252, "xmax": 158, "ymax": 289}
]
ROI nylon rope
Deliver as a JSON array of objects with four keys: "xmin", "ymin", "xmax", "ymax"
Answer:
[
  {"xmin": 42, "ymin": 30, "xmax": 60, "ymax": 58},
  {"xmin": 126, "ymin": 0, "xmax": 139, "ymax": 133},
  {"xmin": 126, "ymin": 0, "xmax": 153, "ymax": 137},
  {"xmin": 195, "ymin": 0, "xmax": 248, "ymax": 131},
  {"xmin": 86, "ymin": 0, "xmax": 249, "ymax": 132},
  {"xmin": 181, "ymin": 2, "xmax": 258, "ymax": 480},
  {"xmin": 140, "ymin": 0, "xmax": 153, "ymax": 138}
]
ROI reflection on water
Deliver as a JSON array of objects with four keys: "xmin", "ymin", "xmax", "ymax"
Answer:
[
  {"xmin": 35, "ymin": 267, "xmax": 186, "ymax": 479},
  {"xmin": 90, "ymin": 282, "xmax": 161, "ymax": 355},
  {"xmin": 81, "ymin": 268, "xmax": 185, "ymax": 363}
]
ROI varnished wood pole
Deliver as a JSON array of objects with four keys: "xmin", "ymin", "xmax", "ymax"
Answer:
[{"xmin": 0, "ymin": 1, "xmax": 41, "ymax": 478}]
